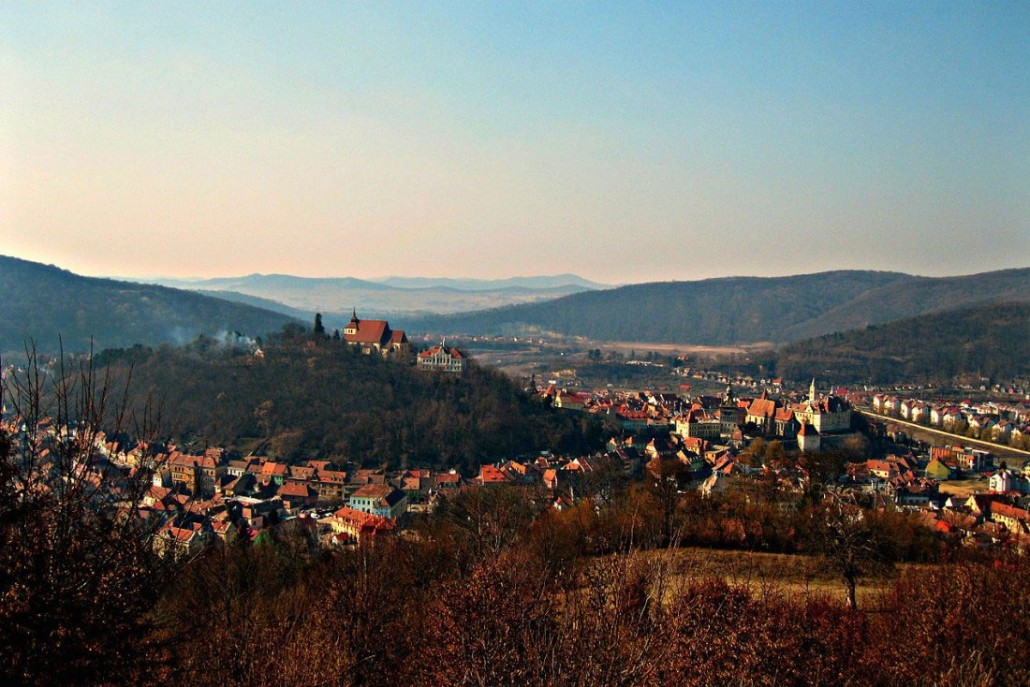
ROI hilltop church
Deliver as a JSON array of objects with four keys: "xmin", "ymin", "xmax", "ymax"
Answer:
[{"xmin": 342, "ymin": 310, "xmax": 410, "ymax": 358}]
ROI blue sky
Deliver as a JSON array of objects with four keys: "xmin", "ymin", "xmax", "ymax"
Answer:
[{"xmin": 2, "ymin": 2, "xmax": 1026, "ymax": 283}]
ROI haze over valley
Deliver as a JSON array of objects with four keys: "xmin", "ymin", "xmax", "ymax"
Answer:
[{"xmin": 3, "ymin": 254, "xmax": 1027, "ymax": 385}]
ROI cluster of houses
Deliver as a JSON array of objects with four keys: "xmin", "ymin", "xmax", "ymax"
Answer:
[
  {"xmin": 145, "ymin": 451, "xmax": 437, "ymax": 555},
  {"xmin": 7, "ymin": 370, "xmax": 1030, "ymax": 560},
  {"xmin": 871, "ymin": 394, "xmax": 1030, "ymax": 449},
  {"xmin": 845, "ymin": 453, "xmax": 941, "ymax": 506},
  {"xmin": 922, "ymin": 480, "xmax": 1030, "ymax": 548},
  {"xmin": 5, "ymin": 406, "xmax": 778, "ymax": 557},
  {"xmin": 546, "ymin": 378, "xmax": 853, "ymax": 453},
  {"xmin": 841, "ymin": 445, "xmax": 1030, "ymax": 545}
]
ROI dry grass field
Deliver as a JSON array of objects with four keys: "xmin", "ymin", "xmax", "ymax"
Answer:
[
  {"xmin": 590, "ymin": 340, "xmax": 775, "ymax": 357},
  {"xmin": 938, "ymin": 478, "xmax": 989, "ymax": 497},
  {"xmin": 636, "ymin": 546, "xmax": 911, "ymax": 609}
]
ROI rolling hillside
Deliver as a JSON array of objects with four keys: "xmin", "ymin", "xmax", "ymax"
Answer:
[
  {"xmin": 780, "ymin": 268, "xmax": 1030, "ymax": 341},
  {"xmin": 0, "ymin": 256, "xmax": 298, "ymax": 354},
  {"xmin": 407, "ymin": 269, "xmax": 1030, "ymax": 346},
  {"xmin": 773, "ymin": 301, "xmax": 1030, "ymax": 384}
]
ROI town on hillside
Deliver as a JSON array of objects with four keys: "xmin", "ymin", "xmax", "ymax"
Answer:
[{"xmin": 6, "ymin": 367, "xmax": 1030, "ymax": 559}]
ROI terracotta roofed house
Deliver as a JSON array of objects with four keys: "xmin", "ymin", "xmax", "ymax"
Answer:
[
  {"xmin": 167, "ymin": 451, "xmax": 223, "ymax": 497},
  {"xmin": 478, "ymin": 464, "xmax": 514, "ymax": 486},
  {"xmin": 278, "ymin": 482, "xmax": 317, "ymax": 511},
  {"xmin": 348, "ymin": 484, "xmax": 408, "ymax": 519},
  {"xmin": 991, "ymin": 502, "xmax": 1030, "ymax": 535},
  {"xmin": 434, "ymin": 471, "xmax": 463, "ymax": 492},
  {"xmin": 328, "ymin": 506, "xmax": 396, "ymax": 543},
  {"xmin": 797, "ymin": 421, "xmax": 821, "ymax": 452}
]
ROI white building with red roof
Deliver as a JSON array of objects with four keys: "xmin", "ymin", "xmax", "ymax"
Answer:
[{"xmin": 417, "ymin": 342, "xmax": 467, "ymax": 374}]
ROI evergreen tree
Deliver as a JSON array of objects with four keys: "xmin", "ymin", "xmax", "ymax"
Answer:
[{"xmin": 313, "ymin": 313, "xmax": 326, "ymax": 337}]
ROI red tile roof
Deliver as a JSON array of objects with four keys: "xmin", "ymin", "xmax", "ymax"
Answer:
[
  {"xmin": 344, "ymin": 318, "xmax": 390, "ymax": 345},
  {"xmin": 747, "ymin": 398, "xmax": 778, "ymax": 418},
  {"xmin": 993, "ymin": 503, "xmax": 1030, "ymax": 522},
  {"xmin": 435, "ymin": 473, "xmax": 461, "ymax": 487},
  {"xmin": 160, "ymin": 524, "xmax": 198, "ymax": 544},
  {"xmin": 168, "ymin": 451, "xmax": 218, "ymax": 469},
  {"xmin": 317, "ymin": 471, "xmax": 349, "ymax": 485},
  {"xmin": 332, "ymin": 506, "xmax": 396, "ymax": 533},
  {"xmin": 418, "ymin": 345, "xmax": 464, "ymax": 359},
  {"xmin": 479, "ymin": 465, "xmax": 512, "ymax": 484},
  {"xmin": 278, "ymin": 482, "xmax": 314, "ymax": 499}
]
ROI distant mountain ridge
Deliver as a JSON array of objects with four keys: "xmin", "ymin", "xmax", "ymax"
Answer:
[
  {"xmin": 10, "ymin": 256, "xmax": 1028, "ymax": 358},
  {"xmin": 373, "ymin": 274, "xmax": 609, "ymax": 291},
  {"xmin": 138, "ymin": 272, "xmax": 609, "ymax": 317},
  {"xmin": 406, "ymin": 268, "xmax": 1030, "ymax": 346},
  {"xmin": 0, "ymin": 256, "xmax": 298, "ymax": 354}
]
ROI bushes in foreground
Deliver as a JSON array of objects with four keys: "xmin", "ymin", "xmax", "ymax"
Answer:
[{"xmin": 147, "ymin": 527, "xmax": 1030, "ymax": 687}]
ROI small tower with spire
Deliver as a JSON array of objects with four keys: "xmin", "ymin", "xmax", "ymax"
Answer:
[
  {"xmin": 344, "ymin": 309, "xmax": 359, "ymax": 336},
  {"xmin": 809, "ymin": 378, "xmax": 817, "ymax": 404}
]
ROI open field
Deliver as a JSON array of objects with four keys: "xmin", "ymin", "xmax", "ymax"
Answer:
[
  {"xmin": 938, "ymin": 478, "xmax": 989, "ymax": 496},
  {"xmin": 634, "ymin": 546, "xmax": 910, "ymax": 609},
  {"xmin": 586, "ymin": 340, "xmax": 775, "ymax": 358}
]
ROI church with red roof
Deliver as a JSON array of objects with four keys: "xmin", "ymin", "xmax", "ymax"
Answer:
[{"xmin": 342, "ymin": 310, "xmax": 410, "ymax": 358}]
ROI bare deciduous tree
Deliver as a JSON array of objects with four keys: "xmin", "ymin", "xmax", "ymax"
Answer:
[{"xmin": 0, "ymin": 344, "xmax": 171, "ymax": 686}]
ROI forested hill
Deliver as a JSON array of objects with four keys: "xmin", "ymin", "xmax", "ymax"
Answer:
[
  {"xmin": 773, "ymin": 301, "xmax": 1030, "ymax": 384},
  {"xmin": 406, "ymin": 268, "xmax": 1030, "ymax": 346},
  {"xmin": 407, "ymin": 270, "xmax": 911, "ymax": 344},
  {"xmin": 779, "ymin": 268, "xmax": 1030, "ymax": 341},
  {"xmin": 97, "ymin": 337, "xmax": 599, "ymax": 471},
  {"xmin": 0, "ymin": 256, "xmax": 297, "ymax": 354}
]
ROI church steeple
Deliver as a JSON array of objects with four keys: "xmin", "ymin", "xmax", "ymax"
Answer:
[
  {"xmin": 809, "ymin": 378, "xmax": 817, "ymax": 404},
  {"xmin": 344, "ymin": 309, "xmax": 359, "ymax": 335}
]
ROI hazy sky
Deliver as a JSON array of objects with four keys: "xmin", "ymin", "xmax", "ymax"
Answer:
[{"xmin": 2, "ymin": 2, "xmax": 1027, "ymax": 284}]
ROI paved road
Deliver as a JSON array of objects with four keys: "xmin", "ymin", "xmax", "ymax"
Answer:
[{"xmin": 857, "ymin": 408, "xmax": 1030, "ymax": 459}]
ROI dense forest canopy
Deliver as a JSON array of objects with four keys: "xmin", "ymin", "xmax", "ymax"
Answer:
[{"xmin": 95, "ymin": 335, "xmax": 600, "ymax": 471}]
